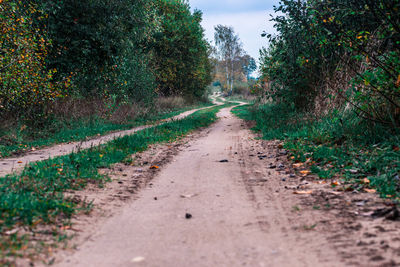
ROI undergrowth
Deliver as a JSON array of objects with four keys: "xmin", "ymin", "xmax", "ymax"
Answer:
[
  {"xmin": 233, "ymin": 104, "xmax": 400, "ymax": 201},
  {"xmin": 0, "ymin": 102, "xmax": 232, "ymax": 265}
]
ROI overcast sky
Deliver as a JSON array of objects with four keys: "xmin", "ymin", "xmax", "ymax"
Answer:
[{"xmin": 189, "ymin": 0, "xmax": 280, "ymax": 63}]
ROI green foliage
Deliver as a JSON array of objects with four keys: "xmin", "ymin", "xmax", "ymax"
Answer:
[
  {"xmin": 31, "ymin": 0, "xmax": 156, "ymax": 102},
  {"xmin": 152, "ymin": 0, "xmax": 212, "ymax": 100},
  {"xmin": 1, "ymin": 0, "xmax": 213, "ymax": 137},
  {"xmin": 261, "ymin": 0, "xmax": 400, "ymax": 126},
  {"xmin": 233, "ymin": 104, "xmax": 400, "ymax": 200}
]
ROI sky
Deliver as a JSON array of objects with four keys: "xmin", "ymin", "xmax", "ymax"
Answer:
[{"xmin": 189, "ymin": 0, "xmax": 280, "ymax": 63}]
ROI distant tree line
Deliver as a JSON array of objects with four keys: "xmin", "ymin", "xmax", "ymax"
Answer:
[
  {"xmin": 0, "ymin": 0, "xmax": 212, "ymax": 124},
  {"xmin": 212, "ymin": 25, "xmax": 257, "ymax": 95}
]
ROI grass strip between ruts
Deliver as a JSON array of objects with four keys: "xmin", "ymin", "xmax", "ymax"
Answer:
[
  {"xmin": 0, "ymin": 102, "xmax": 234, "ymax": 265},
  {"xmin": 0, "ymin": 102, "xmax": 214, "ymax": 159}
]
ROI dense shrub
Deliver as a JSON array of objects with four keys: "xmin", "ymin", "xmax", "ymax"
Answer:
[
  {"xmin": 261, "ymin": 0, "xmax": 400, "ymax": 128},
  {"xmin": 0, "ymin": 0, "xmax": 68, "ymax": 124},
  {"xmin": 1, "ymin": 0, "xmax": 212, "ymax": 126}
]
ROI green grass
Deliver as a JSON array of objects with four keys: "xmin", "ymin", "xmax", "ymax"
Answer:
[
  {"xmin": 0, "ymin": 102, "xmax": 232, "ymax": 265},
  {"xmin": 233, "ymin": 103, "xmax": 400, "ymax": 201},
  {"xmin": 0, "ymin": 102, "xmax": 213, "ymax": 158}
]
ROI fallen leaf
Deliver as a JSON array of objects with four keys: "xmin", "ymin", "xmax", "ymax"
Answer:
[
  {"xmin": 396, "ymin": 74, "xmax": 400, "ymax": 88},
  {"xmin": 150, "ymin": 165, "xmax": 159, "ymax": 169},
  {"xmin": 362, "ymin": 178, "xmax": 370, "ymax": 184},
  {"xmin": 4, "ymin": 228, "xmax": 19, "ymax": 235},
  {"xmin": 293, "ymin": 190, "xmax": 313, "ymax": 195},
  {"xmin": 299, "ymin": 170, "xmax": 311, "ymax": 176},
  {"xmin": 293, "ymin": 163, "xmax": 303, "ymax": 168},
  {"xmin": 60, "ymin": 225, "xmax": 71, "ymax": 231},
  {"xmin": 364, "ymin": 188, "xmax": 376, "ymax": 193},
  {"xmin": 131, "ymin": 257, "xmax": 145, "ymax": 263},
  {"xmin": 32, "ymin": 219, "xmax": 42, "ymax": 227}
]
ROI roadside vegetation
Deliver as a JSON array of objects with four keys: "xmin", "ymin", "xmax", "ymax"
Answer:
[
  {"xmin": 0, "ymin": 98, "xmax": 213, "ymax": 158},
  {"xmin": 0, "ymin": 0, "xmax": 211, "ymax": 156},
  {"xmin": 0, "ymin": 102, "xmax": 233, "ymax": 266},
  {"xmin": 237, "ymin": 0, "xmax": 400, "ymax": 201}
]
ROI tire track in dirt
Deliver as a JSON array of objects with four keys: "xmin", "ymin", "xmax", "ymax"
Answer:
[
  {"xmin": 25, "ymin": 101, "xmax": 400, "ymax": 267},
  {"xmin": 0, "ymin": 98, "xmax": 224, "ymax": 177},
  {"xmin": 48, "ymin": 105, "xmax": 342, "ymax": 267}
]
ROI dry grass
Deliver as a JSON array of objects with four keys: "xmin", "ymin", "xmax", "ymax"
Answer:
[{"xmin": 155, "ymin": 96, "xmax": 186, "ymax": 111}]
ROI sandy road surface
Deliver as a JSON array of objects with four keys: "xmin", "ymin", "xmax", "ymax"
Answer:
[
  {"xmin": 54, "ymin": 105, "xmax": 344, "ymax": 267},
  {"xmin": 0, "ymin": 100, "xmax": 222, "ymax": 177}
]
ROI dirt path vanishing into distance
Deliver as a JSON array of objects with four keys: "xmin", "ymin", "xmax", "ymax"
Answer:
[
  {"xmin": 46, "ymin": 104, "xmax": 400, "ymax": 267},
  {"xmin": 0, "ymin": 98, "xmax": 224, "ymax": 177}
]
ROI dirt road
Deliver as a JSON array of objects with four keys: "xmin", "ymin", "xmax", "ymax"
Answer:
[
  {"xmin": 0, "ymin": 101, "xmax": 222, "ymax": 177},
  {"xmin": 50, "ymin": 105, "xmax": 400, "ymax": 267},
  {"xmin": 53, "ymin": 105, "xmax": 335, "ymax": 267}
]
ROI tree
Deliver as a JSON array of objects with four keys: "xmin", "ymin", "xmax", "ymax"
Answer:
[
  {"xmin": 28, "ymin": 0, "xmax": 156, "ymax": 102},
  {"xmin": 151, "ymin": 0, "xmax": 212, "ymax": 100},
  {"xmin": 241, "ymin": 54, "xmax": 257, "ymax": 81},
  {"xmin": 214, "ymin": 25, "xmax": 243, "ymax": 94}
]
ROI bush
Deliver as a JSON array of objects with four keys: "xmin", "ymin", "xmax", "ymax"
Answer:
[
  {"xmin": 0, "ymin": 0, "xmax": 68, "ymax": 125},
  {"xmin": 261, "ymin": 0, "xmax": 400, "ymax": 127}
]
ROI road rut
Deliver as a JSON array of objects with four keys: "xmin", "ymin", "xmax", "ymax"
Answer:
[
  {"xmin": 0, "ymin": 102, "xmax": 221, "ymax": 177},
  {"xmin": 54, "ymin": 105, "xmax": 340, "ymax": 267}
]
